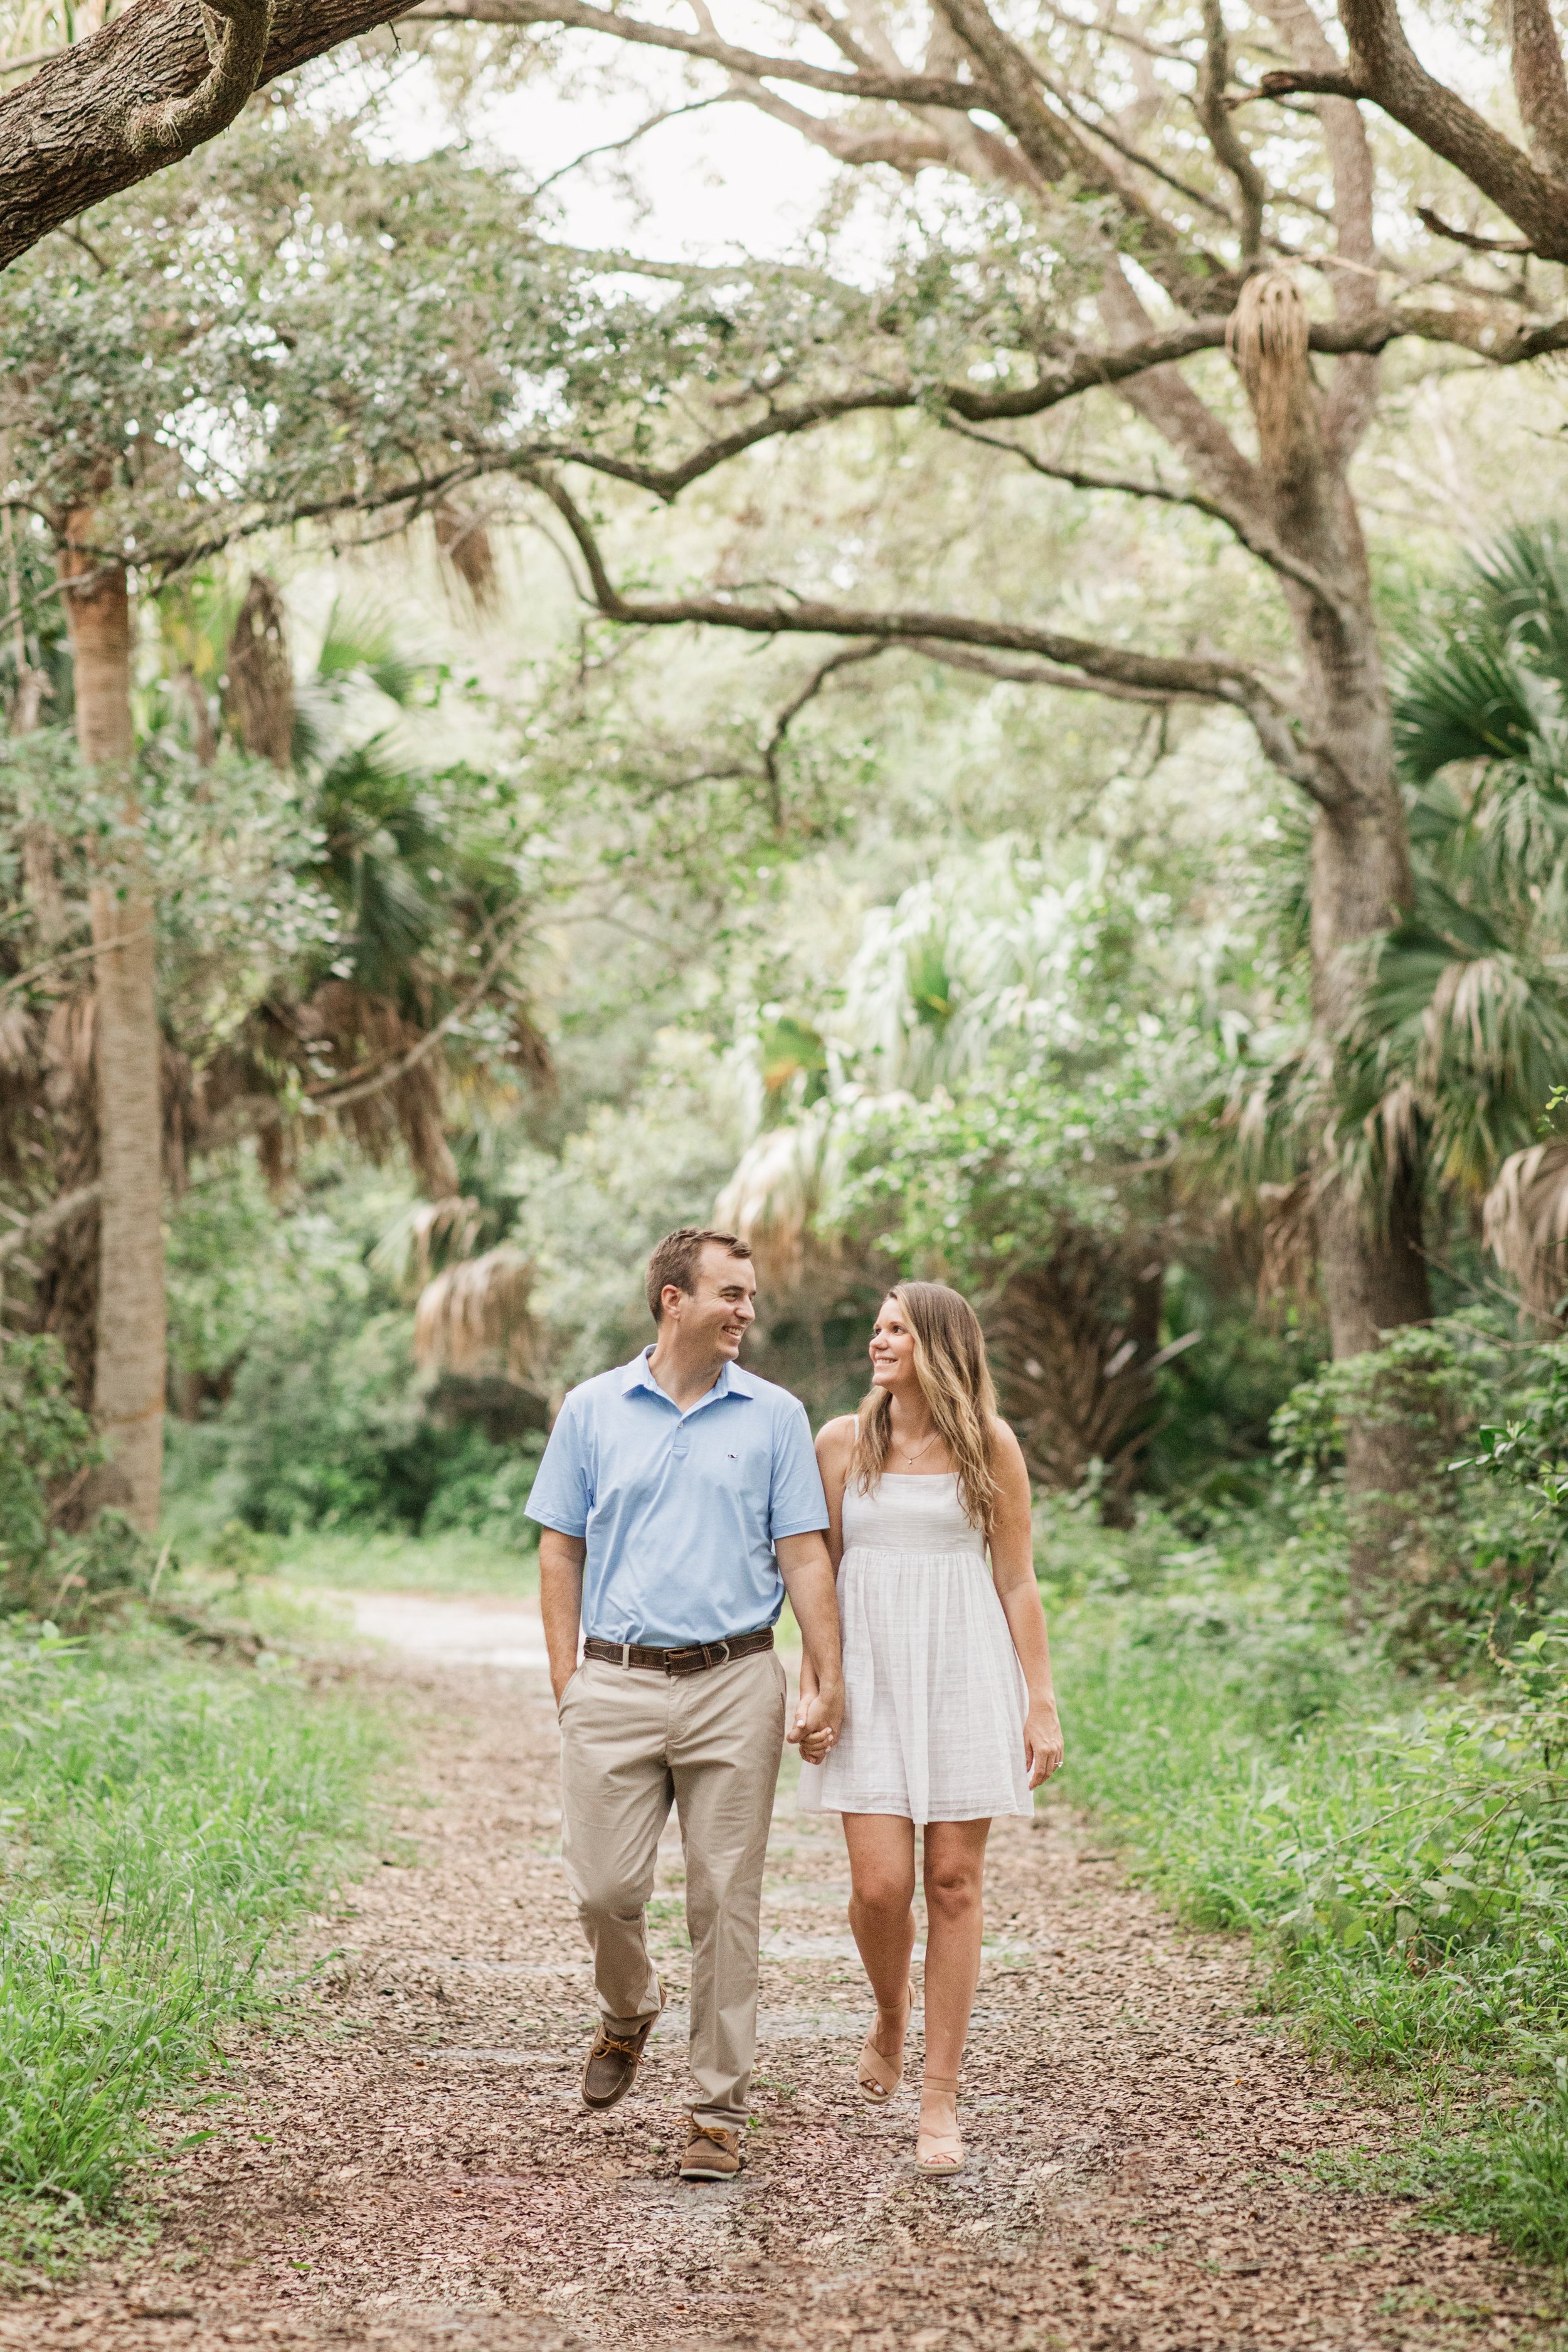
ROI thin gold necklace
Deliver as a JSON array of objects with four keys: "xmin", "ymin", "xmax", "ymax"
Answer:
[{"xmin": 897, "ymin": 1426, "xmax": 939, "ymax": 1468}]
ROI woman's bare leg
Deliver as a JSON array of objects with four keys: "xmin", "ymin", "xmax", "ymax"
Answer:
[
  {"xmin": 919, "ymin": 1818, "xmax": 991, "ymax": 2146},
  {"xmin": 842, "ymin": 1812, "xmax": 917, "ymax": 2064}
]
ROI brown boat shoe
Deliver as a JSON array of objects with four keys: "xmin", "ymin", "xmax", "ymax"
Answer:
[
  {"xmin": 581, "ymin": 1989, "xmax": 663, "ymax": 2110},
  {"xmin": 679, "ymin": 2117, "xmax": 741, "ymax": 2180}
]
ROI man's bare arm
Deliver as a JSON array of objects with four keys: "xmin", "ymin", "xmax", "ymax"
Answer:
[
  {"xmin": 776, "ymin": 1530, "xmax": 845, "ymax": 1746},
  {"xmin": 538, "ymin": 1528, "xmax": 586, "ymax": 1708}
]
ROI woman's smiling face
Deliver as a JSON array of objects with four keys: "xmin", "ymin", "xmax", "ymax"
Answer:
[{"xmin": 869, "ymin": 1297, "xmax": 917, "ymax": 1391}]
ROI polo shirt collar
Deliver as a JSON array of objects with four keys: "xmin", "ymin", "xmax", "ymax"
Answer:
[{"xmin": 620, "ymin": 1348, "xmax": 758, "ymax": 1405}]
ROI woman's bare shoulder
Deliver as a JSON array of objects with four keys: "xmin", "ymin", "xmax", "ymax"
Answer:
[
  {"xmin": 987, "ymin": 1416, "xmax": 1030, "ymax": 1476},
  {"xmin": 815, "ymin": 1413, "xmax": 859, "ymax": 1461}
]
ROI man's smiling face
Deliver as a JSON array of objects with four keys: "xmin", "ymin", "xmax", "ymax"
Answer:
[{"xmin": 662, "ymin": 1242, "xmax": 758, "ymax": 1361}]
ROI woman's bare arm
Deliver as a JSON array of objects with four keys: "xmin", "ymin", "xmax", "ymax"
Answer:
[
  {"xmin": 988, "ymin": 1422, "xmax": 1065, "ymax": 1789},
  {"xmin": 796, "ymin": 1416, "xmax": 854, "ymax": 1745}
]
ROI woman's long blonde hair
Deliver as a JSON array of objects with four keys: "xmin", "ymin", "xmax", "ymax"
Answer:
[{"xmin": 850, "ymin": 1281, "xmax": 1002, "ymax": 1537}]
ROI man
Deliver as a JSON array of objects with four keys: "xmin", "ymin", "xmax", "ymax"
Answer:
[{"xmin": 527, "ymin": 1227, "xmax": 846, "ymax": 2182}]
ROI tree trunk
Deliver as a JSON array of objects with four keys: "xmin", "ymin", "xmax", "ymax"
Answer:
[
  {"xmin": 1296, "ymin": 567, "xmax": 1432, "ymax": 1320},
  {"xmin": 59, "ymin": 520, "xmax": 165, "ymax": 1531},
  {"xmin": 1285, "ymin": 473, "xmax": 1434, "ymax": 1602},
  {"xmin": 35, "ymin": 997, "xmax": 100, "ymax": 1412}
]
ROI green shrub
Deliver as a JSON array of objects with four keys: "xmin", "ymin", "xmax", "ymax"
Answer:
[
  {"xmin": 1271, "ymin": 1316, "xmax": 1568, "ymax": 1663},
  {"xmin": 173, "ymin": 1303, "xmax": 541, "ymax": 1543},
  {"xmin": 420, "ymin": 1429, "xmax": 543, "ymax": 1547},
  {"xmin": 0, "ymin": 1335, "xmax": 97, "ymax": 1573},
  {"xmin": 0, "ymin": 1337, "xmax": 151, "ymax": 1624}
]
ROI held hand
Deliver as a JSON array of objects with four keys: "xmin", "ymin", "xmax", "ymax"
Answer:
[
  {"xmin": 1025, "ymin": 1700, "xmax": 1064, "ymax": 1791},
  {"xmin": 787, "ymin": 1699, "xmax": 834, "ymax": 1762},
  {"xmin": 785, "ymin": 1671, "xmax": 817, "ymax": 1754},
  {"xmin": 787, "ymin": 1678, "xmax": 845, "ymax": 1764},
  {"xmin": 792, "ymin": 1714, "xmax": 833, "ymax": 1764}
]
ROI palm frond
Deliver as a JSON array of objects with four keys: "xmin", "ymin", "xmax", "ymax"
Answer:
[
  {"xmin": 224, "ymin": 573, "xmax": 294, "ymax": 770},
  {"xmin": 1256, "ymin": 1175, "xmax": 1315, "ymax": 1308},
  {"xmin": 1392, "ymin": 628, "xmax": 1538, "ymax": 781},
  {"xmin": 1360, "ymin": 891, "xmax": 1568, "ymax": 1198},
  {"xmin": 713, "ymin": 1104, "xmax": 842, "ymax": 1286},
  {"xmin": 1483, "ymin": 1141, "xmax": 1568, "ymax": 1325},
  {"xmin": 413, "ymin": 1246, "xmax": 540, "ymax": 1380},
  {"xmin": 1472, "ymin": 522, "xmax": 1568, "ymax": 684},
  {"xmin": 311, "ymin": 744, "xmax": 442, "ymax": 995},
  {"xmin": 433, "ymin": 499, "xmax": 501, "ymax": 612},
  {"xmin": 314, "ymin": 598, "xmax": 426, "ymax": 707},
  {"xmin": 1464, "ymin": 745, "xmax": 1568, "ymax": 907},
  {"xmin": 370, "ymin": 1193, "xmax": 485, "ymax": 1290}
]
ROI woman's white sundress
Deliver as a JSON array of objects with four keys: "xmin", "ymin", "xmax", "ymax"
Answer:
[{"xmin": 797, "ymin": 1470, "xmax": 1032, "ymax": 1825}]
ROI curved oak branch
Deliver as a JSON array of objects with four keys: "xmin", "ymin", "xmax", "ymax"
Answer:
[
  {"xmin": 401, "ymin": 0, "xmax": 992, "ymax": 109},
  {"xmin": 1254, "ymin": 0, "xmax": 1568, "ymax": 262},
  {"xmin": 127, "ymin": 0, "xmax": 273, "ymax": 159},
  {"xmin": 523, "ymin": 464, "xmax": 1352, "ymax": 810},
  {"xmin": 941, "ymin": 420, "xmax": 1355, "ymax": 621},
  {"xmin": 0, "ymin": 0, "xmax": 406, "ymax": 272},
  {"xmin": 126, "ymin": 295, "xmax": 1568, "ymax": 600}
]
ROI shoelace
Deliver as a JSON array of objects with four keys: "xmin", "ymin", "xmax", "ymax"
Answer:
[
  {"xmin": 595, "ymin": 2031, "xmax": 643, "ymax": 2060},
  {"xmin": 687, "ymin": 2119, "xmax": 734, "ymax": 2149}
]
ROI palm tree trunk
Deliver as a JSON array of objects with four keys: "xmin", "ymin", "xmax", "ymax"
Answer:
[{"xmin": 60, "ymin": 516, "xmax": 165, "ymax": 1530}]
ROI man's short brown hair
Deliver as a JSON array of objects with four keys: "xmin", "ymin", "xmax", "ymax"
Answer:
[{"xmin": 645, "ymin": 1227, "xmax": 753, "ymax": 1322}]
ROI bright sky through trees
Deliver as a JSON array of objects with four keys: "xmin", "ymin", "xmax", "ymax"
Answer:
[{"xmin": 358, "ymin": 0, "xmax": 1494, "ymax": 270}]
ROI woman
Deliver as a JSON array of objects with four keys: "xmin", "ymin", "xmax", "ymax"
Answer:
[{"xmin": 797, "ymin": 1281, "xmax": 1064, "ymax": 2176}]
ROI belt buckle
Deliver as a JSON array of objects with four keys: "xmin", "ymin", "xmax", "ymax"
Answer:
[{"xmin": 712, "ymin": 1640, "xmax": 731, "ymax": 1666}]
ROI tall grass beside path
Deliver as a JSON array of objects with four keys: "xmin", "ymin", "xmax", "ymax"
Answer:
[
  {"xmin": 159, "ymin": 1518, "xmax": 541, "ymax": 1601},
  {"xmin": 1049, "ymin": 1585, "xmax": 1568, "ymax": 2262},
  {"xmin": 0, "ymin": 1621, "xmax": 390, "ymax": 2268},
  {"xmin": 267, "ymin": 1528, "xmax": 539, "ymax": 1598}
]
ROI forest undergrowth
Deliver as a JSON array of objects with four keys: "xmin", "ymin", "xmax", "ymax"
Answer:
[
  {"xmin": 0, "ymin": 1339, "xmax": 395, "ymax": 2277},
  {"xmin": 1047, "ymin": 1488, "xmax": 1568, "ymax": 2266},
  {"xmin": 0, "ymin": 1623, "xmax": 391, "ymax": 2279}
]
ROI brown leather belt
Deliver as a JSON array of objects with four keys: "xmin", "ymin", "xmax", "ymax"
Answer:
[{"xmin": 582, "ymin": 1626, "xmax": 774, "ymax": 1677}]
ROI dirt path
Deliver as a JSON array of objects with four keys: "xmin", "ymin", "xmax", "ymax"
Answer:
[{"xmin": 8, "ymin": 1613, "xmax": 1562, "ymax": 2352}]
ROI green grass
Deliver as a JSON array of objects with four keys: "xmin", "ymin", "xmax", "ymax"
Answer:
[
  {"xmin": 1047, "ymin": 1577, "xmax": 1568, "ymax": 2264},
  {"xmin": 271, "ymin": 1527, "xmax": 537, "ymax": 1597},
  {"xmin": 0, "ymin": 1618, "xmax": 389, "ymax": 2267},
  {"xmin": 1318, "ymin": 2087, "xmax": 1568, "ymax": 2267},
  {"xmin": 165, "ymin": 1521, "xmax": 539, "ymax": 1600}
]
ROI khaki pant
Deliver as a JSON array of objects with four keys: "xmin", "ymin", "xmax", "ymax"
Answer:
[{"xmin": 558, "ymin": 1648, "xmax": 787, "ymax": 2132}]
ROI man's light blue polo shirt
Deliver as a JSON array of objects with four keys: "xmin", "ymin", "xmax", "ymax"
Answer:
[{"xmin": 524, "ymin": 1348, "xmax": 829, "ymax": 1646}]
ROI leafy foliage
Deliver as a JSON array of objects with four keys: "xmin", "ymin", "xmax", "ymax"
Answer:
[
  {"xmin": 515, "ymin": 1031, "xmax": 748, "ymax": 1392},
  {"xmin": 1052, "ymin": 1548, "xmax": 1568, "ymax": 2259},
  {"xmin": 1268, "ymin": 1318, "xmax": 1568, "ymax": 1659},
  {"xmin": 1344, "ymin": 526, "xmax": 1568, "ymax": 1202},
  {"xmin": 165, "ymin": 1170, "xmax": 543, "ymax": 1547},
  {"xmin": 0, "ymin": 1625, "xmax": 385, "ymax": 2232},
  {"xmin": 0, "ymin": 1338, "xmax": 149, "ymax": 1624},
  {"xmin": 0, "ymin": 1336, "xmax": 100, "ymax": 1577}
]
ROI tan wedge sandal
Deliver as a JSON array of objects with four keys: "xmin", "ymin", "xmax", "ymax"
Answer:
[
  {"xmin": 856, "ymin": 1990, "xmax": 913, "ymax": 2102},
  {"xmin": 914, "ymin": 2072, "xmax": 965, "ymax": 2176}
]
